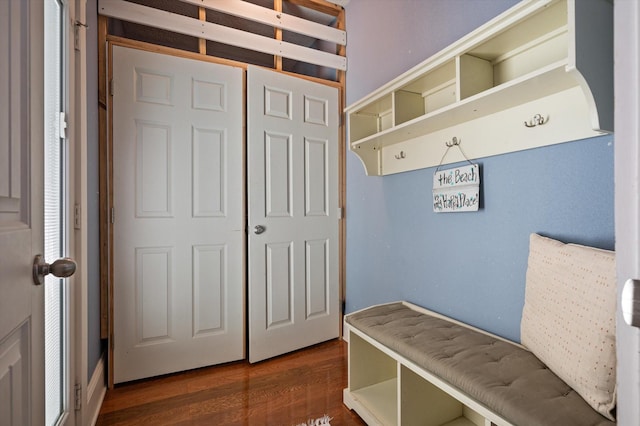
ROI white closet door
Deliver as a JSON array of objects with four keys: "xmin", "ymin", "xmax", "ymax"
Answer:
[
  {"xmin": 247, "ymin": 65, "xmax": 340, "ymax": 363},
  {"xmin": 112, "ymin": 46, "xmax": 244, "ymax": 383}
]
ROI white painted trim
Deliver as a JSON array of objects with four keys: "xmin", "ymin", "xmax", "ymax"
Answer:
[
  {"xmin": 178, "ymin": 0, "xmax": 346, "ymax": 45},
  {"xmin": 86, "ymin": 355, "xmax": 107, "ymax": 426},
  {"xmin": 99, "ymin": 0, "xmax": 347, "ymax": 70},
  {"xmin": 614, "ymin": 1, "xmax": 640, "ymax": 424}
]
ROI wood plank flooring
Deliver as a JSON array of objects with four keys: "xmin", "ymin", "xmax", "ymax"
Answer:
[{"xmin": 97, "ymin": 339, "xmax": 366, "ymax": 426}]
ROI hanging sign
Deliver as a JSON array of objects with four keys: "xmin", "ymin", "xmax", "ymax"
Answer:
[{"xmin": 433, "ymin": 164, "xmax": 480, "ymax": 213}]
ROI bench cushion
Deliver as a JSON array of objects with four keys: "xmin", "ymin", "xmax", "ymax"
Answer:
[
  {"xmin": 521, "ymin": 234, "xmax": 616, "ymax": 420},
  {"xmin": 347, "ymin": 302, "xmax": 615, "ymax": 426}
]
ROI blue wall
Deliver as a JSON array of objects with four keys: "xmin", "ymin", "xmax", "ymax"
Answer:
[{"xmin": 344, "ymin": 0, "xmax": 615, "ymax": 342}]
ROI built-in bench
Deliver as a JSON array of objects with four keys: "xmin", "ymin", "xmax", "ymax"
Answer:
[{"xmin": 343, "ymin": 234, "xmax": 617, "ymax": 426}]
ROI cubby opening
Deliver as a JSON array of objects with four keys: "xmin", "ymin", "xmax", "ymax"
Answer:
[
  {"xmin": 394, "ymin": 59, "xmax": 456, "ymax": 125},
  {"xmin": 400, "ymin": 366, "xmax": 485, "ymax": 426},
  {"xmin": 349, "ymin": 333, "xmax": 398, "ymax": 425},
  {"xmin": 348, "ymin": 93, "xmax": 393, "ymax": 142},
  {"xmin": 460, "ymin": 0, "xmax": 569, "ymax": 100}
]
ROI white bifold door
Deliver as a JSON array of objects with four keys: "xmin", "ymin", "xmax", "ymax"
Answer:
[
  {"xmin": 111, "ymin": 49, "xmax": 340, "ymax": 381},
  {"xmin": 247, "ymin": 66, "xmax": 340, "ymax": 363},
  {"xmin": 112, "ymin": 46, "xmax": 244, "ymax": 383}
]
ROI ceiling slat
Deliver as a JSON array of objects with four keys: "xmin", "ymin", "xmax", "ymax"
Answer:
[
  {"xmin": 99, "ymin": 0, "xmax": 347, "ymax": 71},
  {"xmin": 178, "ymin": 0, "xmax": 346, "ymax": 45}
]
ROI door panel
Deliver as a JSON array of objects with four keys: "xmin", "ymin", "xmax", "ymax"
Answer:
[
  {"xmin": 248, "ymin": 66, "xmax": 339, "ymax": 363},
  {"xmin": 0, "ymin": 1, "xmax": 44, "ymax": 424},
  {"xmin": 112, "ymin": 46, "xmax": 244, "ymax": 383}
]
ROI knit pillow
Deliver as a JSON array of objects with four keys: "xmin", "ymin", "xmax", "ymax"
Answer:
[{"xmin": 521, "ymin": 233, "xmax": 616, "ymax": 420}]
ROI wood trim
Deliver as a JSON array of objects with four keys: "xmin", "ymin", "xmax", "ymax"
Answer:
[
  {"xmin": 180, "ymin": 0, "xmax": 346, "ymax": 45},
  {"xmin": 107, "ymin": 40, "xmax": 116, "ymax": 390},
  {"xmin": 107, "ymin": 35, "xmax": 249, "ymax": 70},
  {"xmin": 97, "ymin": 14, "xmax": 116, "ymax": 389},
  {"xmin": 336, "ymin": 8, "xmax": 347, "ymax": 337},
  {"xmin": 287, "ymin": 0, "xmax": 343, "ymax": 17},
  {"xmin": 106, "ymin": 35, "xmax": 344, "ymax": 89},
  {"xmin": 98, "ymin": 15, "xmax": 108, "ymax": 341},
  {"xmin": 198, "ymin": 7, "xmax": 206, "ymax": 55},
  {"xmin": 274, "ymin": 0, "xmax": 283, "ymax": 71}
]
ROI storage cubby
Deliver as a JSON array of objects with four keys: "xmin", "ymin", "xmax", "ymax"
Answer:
[
  {"xmin": 348, "ymin": 93, "xmax": 393, "ymax": 142},
  {"xmin": 395, "ymin": 59, "xmax": 457, "ymax": 124},
  {"xmin": 346, "ymin": 0, "xmax": 612, "ymax": 176},
  {"xmin": 347, "ymin": 332, "xmax": 398, "ymax": 426},
  {"xmin": 400, "ymin": 366, "xmax": 486, "ymax": 426},
  {"xmin": 344, "ymin": 326, "xmax": 502, "ymax": 426},
  {"xmin": 460, "ymin": 0, "xmax": 568, "ymax": 99}
]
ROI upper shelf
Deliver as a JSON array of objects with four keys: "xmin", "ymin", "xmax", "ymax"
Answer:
[{"xmin": 346, "ymin": 0, "xmax": 613, "ymax": 176}]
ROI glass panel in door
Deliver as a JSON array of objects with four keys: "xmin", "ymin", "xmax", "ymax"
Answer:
[{"xmin": 44, "ymin": 0, "xmax": 68, "ymax": 424}]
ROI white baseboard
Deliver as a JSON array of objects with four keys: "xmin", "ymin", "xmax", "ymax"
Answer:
[{"xmin": 87, "ymin": 354, "xmax": 107, "ymax": 426}]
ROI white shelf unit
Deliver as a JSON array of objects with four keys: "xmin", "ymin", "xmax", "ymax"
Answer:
[
  {"xmin": 344, "ymin": 327, "xmax": 507, "ymax": 426},
  {"xmin": 346, "ymin": 0, "xmax": 612, "ymax": 176}
]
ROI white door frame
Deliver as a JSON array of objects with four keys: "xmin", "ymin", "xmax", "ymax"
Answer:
[
  {"xmin": 614, "ymin": 2, "xmax": 640, "ymax": 424},
  {"xmin": 57, "ymin": 0, "xmax": 107, "ymax": 423}
]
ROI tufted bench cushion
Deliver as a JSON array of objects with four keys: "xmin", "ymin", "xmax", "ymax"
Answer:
[{"xmin": 346, "ymin": 302, "xmax": 615, "ymax": 426}]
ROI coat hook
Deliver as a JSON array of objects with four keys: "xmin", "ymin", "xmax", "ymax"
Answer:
[
  {"xmin": 445, "ymin": 136, "xmax": 460, "ymax": 148},
  {"xmin": 524, "ymin": 113, "xmax": 549, "ymax": 128},
  {"xmin": 395, "ymin": 151, "xmax": 406, "ymax": 160}
]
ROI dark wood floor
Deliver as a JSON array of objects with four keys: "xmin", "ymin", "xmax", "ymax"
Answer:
[{"xmin": 97, "ymin": 339, "xmax": 366, "ymax": 426}]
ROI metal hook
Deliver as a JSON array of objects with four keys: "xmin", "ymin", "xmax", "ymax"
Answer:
[
  {"xmin": 445, "ymin": 136, "xmax": 460, "ymax": 148},
  {"xmin": 524, "ymin": 113, "xmax": 549, "ymax": 127},
  {"xmin": 395, "ymin": 151, "xmax": 406, "ymax": 160}
]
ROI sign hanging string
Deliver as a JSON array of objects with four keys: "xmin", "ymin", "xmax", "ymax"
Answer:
[{"xmin": 435, "ymin": 137, "xmax": 475, "ymax": 172}]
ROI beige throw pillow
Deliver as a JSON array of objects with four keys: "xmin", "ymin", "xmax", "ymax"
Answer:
[{"xmin": 521, "ymin": 233, "xmax": 616, "ymax": 420}]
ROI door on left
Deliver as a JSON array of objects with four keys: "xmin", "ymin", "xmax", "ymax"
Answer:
[{"xmin": 0, "ymin": 1, "xmax": 46, "ymax": 425}]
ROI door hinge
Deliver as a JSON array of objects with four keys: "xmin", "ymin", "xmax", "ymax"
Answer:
[
  {"xmin": 109, "ymin": 79, "xmax": 114, "ymax": 96},
  {"xmin": 338, "ymin": 207, "xmax": 344, "ymax": 219},
  {"xmin": 111, "ymin": 207, "xmax": 115, "ymax": 224},
  {"xmin": 74, "ymin": 383, "xmax": 82, "ymax": 411},
  {"xmin": 74, "ymin": 203, "xmax": 81, "ymax": 230},
  {"xmin": 341, "ymin": 300, "xmax": 346, "ymax": 315}
]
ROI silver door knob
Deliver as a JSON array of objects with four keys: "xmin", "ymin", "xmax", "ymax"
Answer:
[
  {"xmin": 254, "ymin": 225, "xmax": 266, "ymax": 234},
  {"xmin": 33, "ymin": 254, "xmax": 76, "ymax": 286}
]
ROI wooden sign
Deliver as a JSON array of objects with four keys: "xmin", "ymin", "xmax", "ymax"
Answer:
[{"xmin": 433, "ymin": 164, "xmax": 480, "ymax": 212}]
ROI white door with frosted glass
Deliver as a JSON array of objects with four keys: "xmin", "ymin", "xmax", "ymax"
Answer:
[
  {"xmin": 247, "ymin": 65, "xmax": 340, "ymax": 363},
  {"xmin": 0, "ymin": 1, "xmax": 45, "ymax": 424},
  {"xmin": 112, "ymin": 46, "xmax": 244, "ymax": 383}
]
